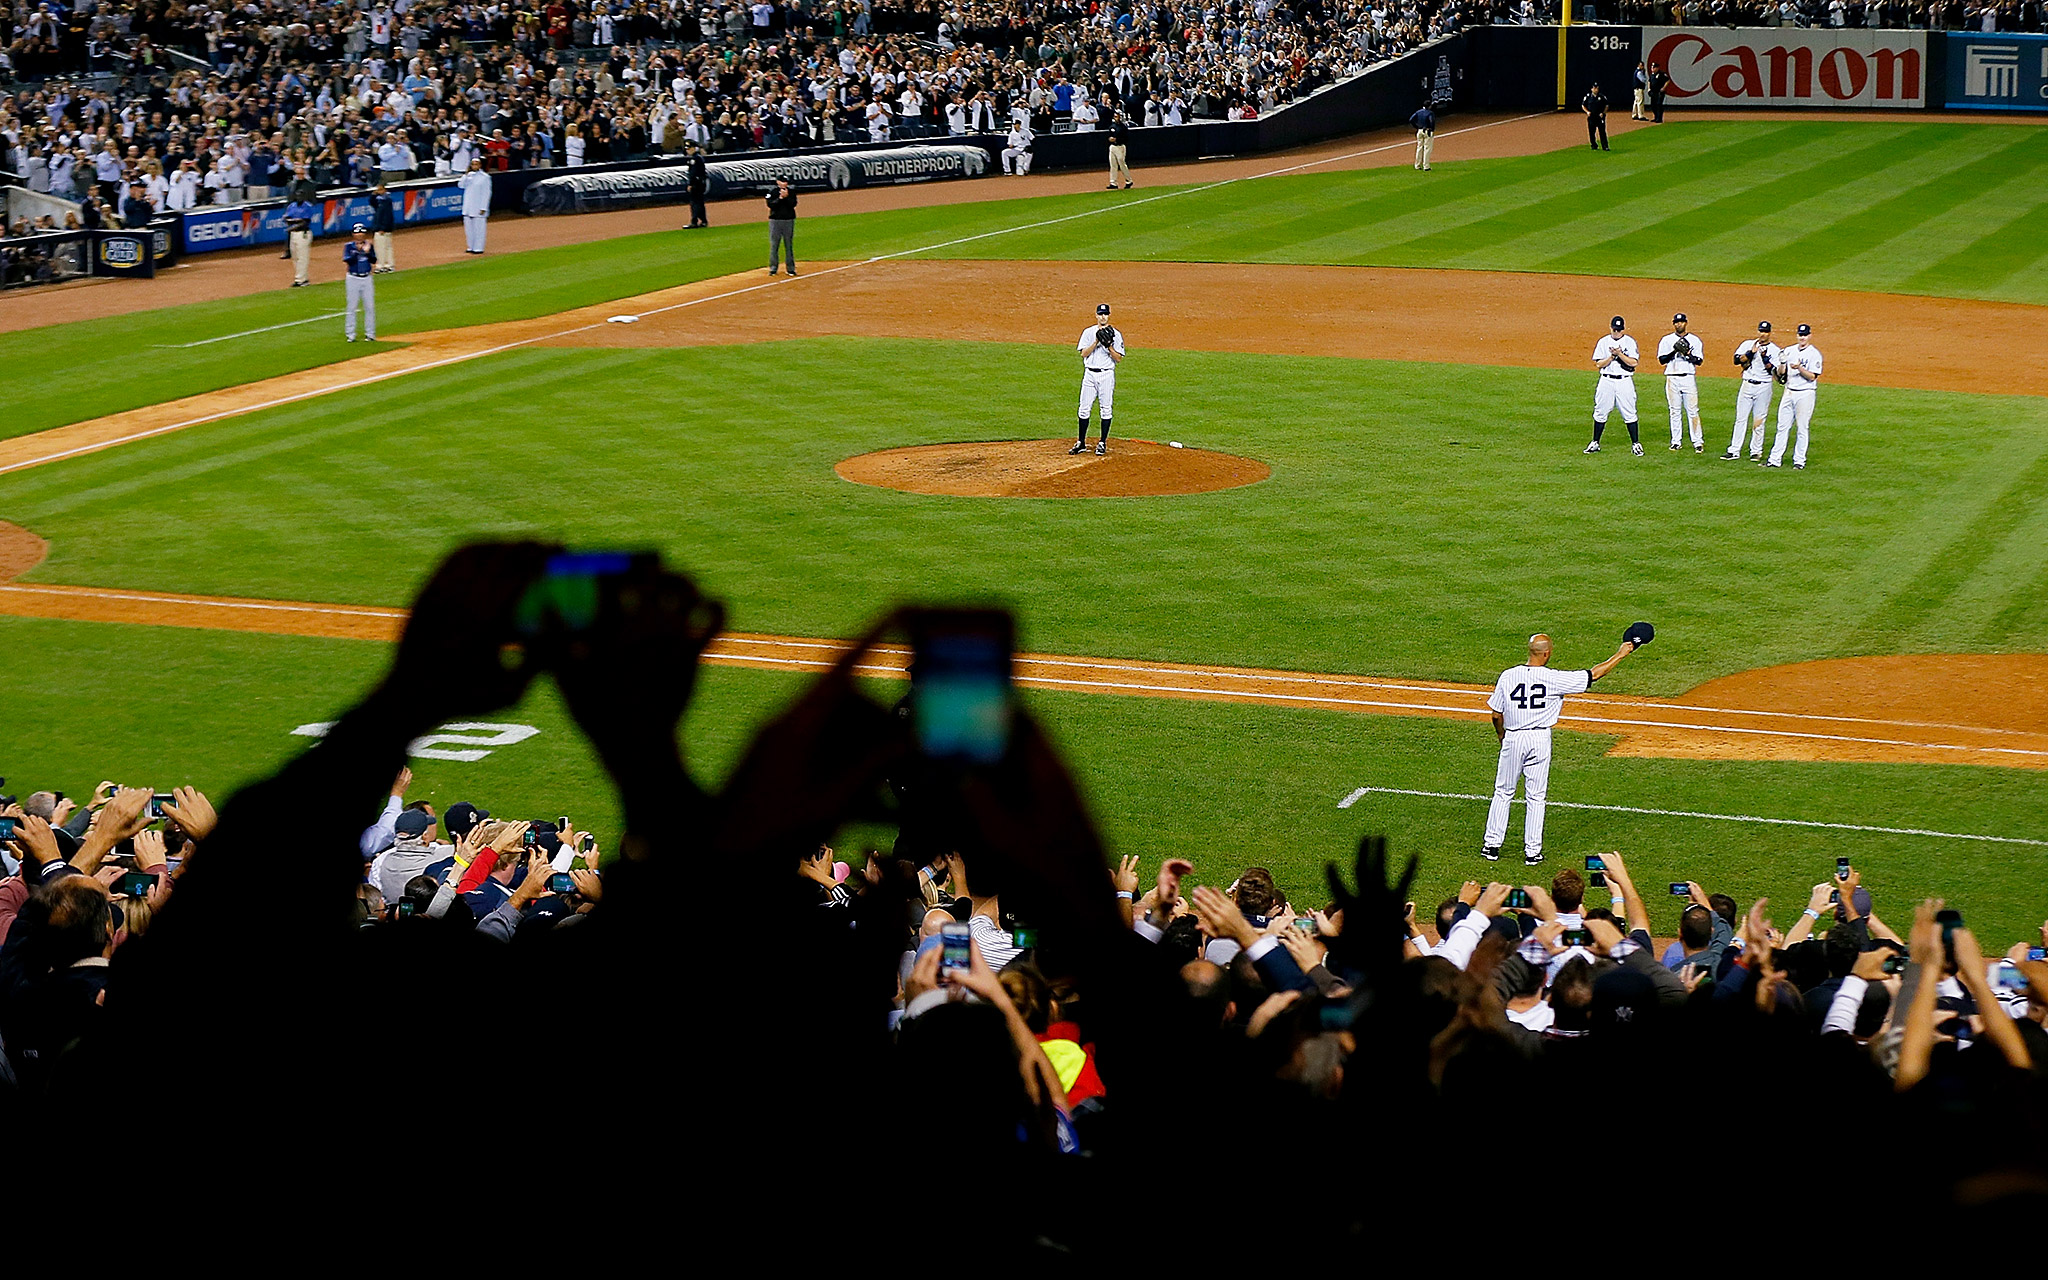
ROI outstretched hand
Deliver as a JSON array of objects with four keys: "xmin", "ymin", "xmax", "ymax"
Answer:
[
  {"xmin": 377, "ymin": 542, "xmax": 558, "ymax": 728},
  {"xmin": 1322, "ymin": 833, "xmax": 1418, "ymax": 980}
]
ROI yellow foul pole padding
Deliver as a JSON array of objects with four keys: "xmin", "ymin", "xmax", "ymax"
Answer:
[{"xmin": 1557, "ymin": 7, "xmax": 1571, "ymax": 109}]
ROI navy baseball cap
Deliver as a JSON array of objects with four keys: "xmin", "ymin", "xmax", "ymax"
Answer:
[
  {"xmin": 1096, "ymin": 303, "xmax": 1111, "ymax": 316},
  {"xmin": 350, "ymin": 222, "xmax": 367, "ymax": 233},
  {"xmin": 1610, "ymin": 315, "xmax": 1625, "ymax": 331},
  {"xmin": 1672, "ymin": 312, "xmax": 1687, "ymax": 323},
  {"xmin": 1797, "ymin": 323, "xmax": 1812, "ymax": 336},
  {"xmin": 443, "ymin": 801, "xmax": 490, "ymax": 840},
  {"xmin": 1757, "ymin": 321, "xmax": 1772, "ymax": 333},
  {"xmin": 395, "ymin": 809, "xmax": 434, "ymax": 837}
]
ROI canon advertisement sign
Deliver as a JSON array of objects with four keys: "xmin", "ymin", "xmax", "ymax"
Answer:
[{"xmin": 1644, "ymin": 28, "xmax": 1927, "ymax": 108}]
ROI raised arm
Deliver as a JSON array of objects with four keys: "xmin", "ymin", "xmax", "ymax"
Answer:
[{"xmin": 1587, "ymin": 640, "xmax": 1635, "ymax": 683}]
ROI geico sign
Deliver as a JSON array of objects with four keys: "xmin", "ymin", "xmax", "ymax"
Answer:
[
  {"xmin": 1648, "ymin": 30, "xmax": 1924, "ymax": 106},
  {"xmin": 185, "ymin": 218, "xmax": 248, "ymax": 243}
]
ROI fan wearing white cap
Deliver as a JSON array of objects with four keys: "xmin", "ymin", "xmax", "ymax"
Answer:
[
  {"xmin": 1071, "ymin": 303, "xmax": 1123, "ymax": 456},
  {"xmin": 1722, "ymin": 320, "xmax": 1779, "ymax": 460},
  {"xmin": 341, "ymin": 223, "xmax": 378, "ymax": 342},
  {"xmin": 1766, "ymin": 323, "xmax": 1822, "ymax": 470},
  {"xmin": 1657, "ymin": 312, "xmax": 1705, "ymax": 452},
  {"xmin": 1584, "ymin": 315, "xmax": 1642, "ymax": 456}
]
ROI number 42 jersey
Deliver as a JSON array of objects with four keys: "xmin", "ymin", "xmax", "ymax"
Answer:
[{"xmin": 1487, "ymin": 665, "xmax": 1593, "ymax": 732}]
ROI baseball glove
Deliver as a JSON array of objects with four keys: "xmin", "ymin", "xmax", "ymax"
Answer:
[
  {"xmin": 1095, "ymin": 324, "xmax": 1117, "ymax": 349},
  {"xmin": 1622, "ymin": 620, "xmax": 1655, "ymax": 648},
  {"xmin": 1773, "ymin": 363, "xmax": 1788, "ymax": 385}
]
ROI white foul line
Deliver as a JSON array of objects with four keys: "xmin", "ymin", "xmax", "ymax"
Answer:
[
  {"xmin": 159, "ymin": 312, "xmax": 346, "ymax": 347},
  {"xmin": 1334, "ymin": 785, "xmax": 2048, "ymax": 846},
  {"xmin": 1, "ymin": 112, "xmax": 1547, "ymax": 476}
]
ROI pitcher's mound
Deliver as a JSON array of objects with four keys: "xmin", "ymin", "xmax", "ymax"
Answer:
[{"xmin": 836, "ymin": 438, "xmax": 1270, "ymax": 498}]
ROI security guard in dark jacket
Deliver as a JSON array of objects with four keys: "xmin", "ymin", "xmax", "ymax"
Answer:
[{"xmin": 765, "ymin": 178, "xmax": 797, "ymax": 276}]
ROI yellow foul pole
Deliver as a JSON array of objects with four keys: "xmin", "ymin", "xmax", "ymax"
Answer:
[{"xmin": 1557, "ymin": 5, "xmax": 1571, "ymax": 109}]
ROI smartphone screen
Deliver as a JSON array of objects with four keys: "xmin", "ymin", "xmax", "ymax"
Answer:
[
  {"xmin": 0, "ymin": 817, "xmax": 14, "ymax": 840},
  {"xmin": 2030, "ymin": 946, "xmax": 2047, "ymax": 962},
  {"xmin": 1835, "ymin": 857, "xmax": 1851, "ymax": 881},
  {"xmin": 150, "ymin": 793, "xmax": 173, "ymax": 818},
  {"xmin": 115, "ymin": 871, "xmax": 156, "ymax": 897},
  {"xmin": 1584, "ymin": 855, "xmax": 1605, "ymax": 871},
  {"xmin": 547, "ymin": 872, "xmax": 575, "ymax": 894},
  {"xmin": 1668, "ymin": 883, "xmax": 1691, "ymax": 897},
  {"xmin": 513, "ymin": 551, "xmax": 646, "ymax": 636},
  {"xmin": 939, "ymin": 923, "xmax": 973, "ymax": 972},
  {"xmin": 908, "ymin": 610, "xmax": 1014, "ymax": 765},
  {"xmin": 578, "ymin": 833, "xmax": 595, "ymax": 854},
  {"xmin": 1561, "ymin": 928, "xmax": 1592, "ymax": 947},
  {"xmin": 1993, "ymin": 963, "xmax": 2028, "ymax": 992},
  {"xmin": 1505, "ymin": 889, "xmax": 1532, "ymax": 909}
]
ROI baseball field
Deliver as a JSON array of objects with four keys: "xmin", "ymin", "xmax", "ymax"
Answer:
[{"xmin": 5, "ymin": 114, "xmax": 2046, "ymax": 939}]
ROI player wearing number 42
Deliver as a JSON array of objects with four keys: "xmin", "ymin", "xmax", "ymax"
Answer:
[{"xmin": 1482, "ymin": 626, "xmax": 1648, "ymax": 867}]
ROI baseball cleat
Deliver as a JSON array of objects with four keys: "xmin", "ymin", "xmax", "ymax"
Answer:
[
  {"xmin": 1068, "ymin": 442, "xmax": 1088, "ymax": 455},
  {"xmin": 1694, "ymin": 444, "xmax": 1704, "ymax": 453},
  {"xmin": 1669, "ymin": 443, "xmax": 1681, "ymax": 451},
  {"xmin": 1583, "ymin": 442, "xmax": 1601, "ymax": 453},
  {"xmin": 1766, "ymin": 461, "xmax": 1782, "ymax": 468},
  {"xmin": 1524, "ymin": 852, "xmax": 1544, "ymax": 866},
  {"xmin": 1720, "ymin": 450, "xmax": 1740, "ymax": 460},
  {"xmin": 1481, "ymin": 847, "xmax": 1502, "ymax": 862},
  {"xmin": 1632, "ymin": 443, "xmax": 1645, "ymax": 456},
  {"xmin": 1794, "ymin": 463, "xmax": 1805, "ymax": 469},
  {"xmin": 1750, "ymin": 453, "xmax": 1763, "ymax": 461},
  {"xmin": 1095, "ymin": 441, "xmax": 1106, "ymax": 455},
  {"xmin": 1108, "ymin": 183, "xmax": 1118, "ymax": 189}
]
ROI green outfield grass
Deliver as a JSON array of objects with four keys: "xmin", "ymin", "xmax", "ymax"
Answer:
[
  {"xmin": 4, "ymin": 340, "xmax": 2044, "ymax": 687},
  {"xmin": 2, "ymin": 612, "xmax": 2041, "ymax": 942},
  {"xmin": 6, "ymin": 120, "xmax": 2046, "ymax": 441}
]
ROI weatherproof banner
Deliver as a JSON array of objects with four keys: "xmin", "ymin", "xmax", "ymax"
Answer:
[
  {"xmin": 1643, "ymin": 27, "xmax": 1927, "ymax": 108},
  {"xmin": 178, "ymin": 179, "xmax": 465, "ymax": 254},
  {"xmin": 523, "ymin": 144, "xmax": 992, "ymax": 214},
  {"xmin": 1944, "ymin": 32, "xmax": 2048, "ymax": 111}
]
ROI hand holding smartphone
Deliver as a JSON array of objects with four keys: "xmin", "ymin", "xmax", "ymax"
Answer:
[{"xmin": 906, "ymin": 609, "xmax": 1015, "ymax": 766}]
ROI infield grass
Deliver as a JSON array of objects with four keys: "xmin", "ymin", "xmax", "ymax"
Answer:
[{"xmin": 4, "ymin": 339, "xmax": 2044, "ymax": 687}]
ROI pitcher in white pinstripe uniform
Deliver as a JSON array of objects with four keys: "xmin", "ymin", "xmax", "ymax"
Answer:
[{"xmin": 1482, "ymin": 632, "xmax": 1636, "ymax": 867}]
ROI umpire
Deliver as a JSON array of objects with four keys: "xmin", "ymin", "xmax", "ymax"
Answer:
[
  {"xmin": 1583, "ymin": 82, "xmax": 1610, "ymax": 152},
  {"xmin": 766, "ymin": 178, "xmax": 797, "ymax": 277}
]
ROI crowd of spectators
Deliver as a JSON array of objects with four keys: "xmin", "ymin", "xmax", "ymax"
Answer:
[
  {"xmin": 0, "ymin": 541, "xmax": 2042, "ymax": 1227},
  {"xmin": 1, "ymin": 0, "xmax": 1484, "ymax": 231},
  {"xmin": 1613, "ymin": 0, "xmax": 2046, "ymax": 28}
]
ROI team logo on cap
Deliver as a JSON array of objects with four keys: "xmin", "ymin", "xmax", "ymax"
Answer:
[
  {"xmin": 1672, "ymin": 312, "xmax": 1687, "ymax": 323},
  {"xmin": 1758, "ymin": 321, "xmax": 1772, "ymax": 332},
  {"xmin": 1097, "ymin": 303, "xmax": 1111, "ymax": 315},
  {"xmin": 1797, "ymin": 323, "xmax": 1811, "ymax": 335},
  {"xmin": 1610, "ymin": 316, "xmax": 1625, "ymax": 331}
]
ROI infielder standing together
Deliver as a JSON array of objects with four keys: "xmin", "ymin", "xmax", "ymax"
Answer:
[
  {"xmin": 1657, "ymin": 311, "xmax": 1705, "ymax": 452},
  {"xmin": 1483, "ymin": 632, "xmax": 1637, "ymax": 866},
  {"xmin": 1071, "ymin": 303, "xmax": 1122, "ymax": 456},
  {"xmin": 1584, "ymin": 316, "xmax": 1642, "ymax": 456},
  {"xmin": 1723, "ymin": 320, "xmax": 1778, "ymax": 460},
  {"xmin": 1767, "ymin": 323, "xmax": 1822, "ymax": 470}
]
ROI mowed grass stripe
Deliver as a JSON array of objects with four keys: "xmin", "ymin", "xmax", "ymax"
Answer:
[
  {"xmin": 1898, "ymin": 186, "xmax": 2048, "ymax": 299},
  {"xmin": 1825, "ymin": 150, "xmax": 2048, "ymax": 290},
  {"xmin": 1724, "ymin": 129, "xmax": 2048, "ymax": 283},
  {"xmin": 1846, "ymin": 445, "xmax": 2048, "ymax": 653},
  {"xmin": 1365, "ymin": 127, "xmax": 1824, "ymax": 268},
  {"xmin": 1532, "ymin": 126, "xmax": 1945, "ymax": 277}
]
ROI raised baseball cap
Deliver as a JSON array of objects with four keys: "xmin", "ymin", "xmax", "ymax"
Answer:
[
  {"xmin": 1096, "ymin": 303, "xmax": 1111, "ymax": 316},
  {"xmin": 1757, "ymin": 321, "xmax": 1772, "ymax": 333},
  {"xmin": 1797, "ymin": 323, "xmax": 1812, "ymax": 336},
  {"xmin": 1672, "ymin": 312, "xmax": 1687, "ymax": 323},
  {"xmin": 351, "ymin": 222, "xmax": 367, "ymax": 232},
  {"xmin": 1610, "ymin": 315, "xmax": 1625, "ymax": 331}
]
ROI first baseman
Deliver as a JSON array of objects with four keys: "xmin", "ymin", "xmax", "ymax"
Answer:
[
  {"xmin": 341, "ymin": 223, "xmax": 377, "ymax": 341},
  {"xmin": 1584, "ymin": 316, "xmax": 1642, "ymax": 456},
  {"xmin": 1657, "ymin": 312, "xmax": 1705, "ymax": 452},
  {"xmin": 1723, "ymin": 321, "xmax": 1779, "ymax": 460},
  {"xmin": 1071, "ymin": 303, "xmax": 1123, "ymax": 455},
  {"xmin": 1483, "ymin": 631, "xmax": 1637, "ymax": 866},
  {"xmin": 1766, "ymin": 323, "xmax": 1822, "ymax": 469}
]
